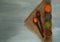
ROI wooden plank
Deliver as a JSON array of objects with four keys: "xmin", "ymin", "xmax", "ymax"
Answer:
[{"xmin": 24, "ymin": 0, "xmax": 52, "ymax": 42}]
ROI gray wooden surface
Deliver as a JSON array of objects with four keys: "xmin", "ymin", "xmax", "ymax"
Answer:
[{"xmin": 0, "ymin": 0, "xmax": 60, "ymax": 42}]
